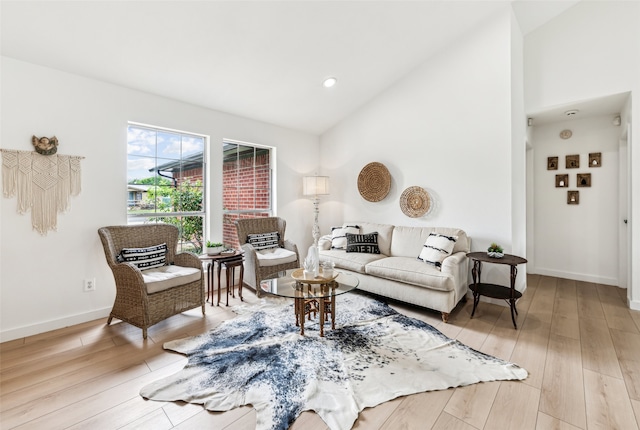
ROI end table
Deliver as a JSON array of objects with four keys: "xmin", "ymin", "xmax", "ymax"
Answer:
[{"xmin": 466, "ymin": 252, "xmax": 527, "ymax": 329}]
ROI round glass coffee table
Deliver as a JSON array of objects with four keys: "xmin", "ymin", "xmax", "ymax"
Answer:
[{"xmin": 262, "ymin": 268, "xmax": 359, "ymax": 336}]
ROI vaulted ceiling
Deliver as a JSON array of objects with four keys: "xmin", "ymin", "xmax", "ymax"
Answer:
[{"xmin": 1, "ymin": 1, "xmax": 579, "ymax": 135}]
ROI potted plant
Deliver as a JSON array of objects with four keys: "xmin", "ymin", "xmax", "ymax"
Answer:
[
  {"xmin": 487, "ymin": 243, "xmax": 504, "ymax": 258},
  {"xmin": 205, "ymin": 241, "xmax": 225, "ymax": 256}
]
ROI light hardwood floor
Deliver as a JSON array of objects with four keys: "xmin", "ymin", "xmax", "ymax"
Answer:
[{"xmin": 2, "ymin": 274, "xmax": 640, "ymax": 429}]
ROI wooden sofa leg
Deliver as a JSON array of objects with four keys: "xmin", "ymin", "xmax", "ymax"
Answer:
[
  {"xmin": 107, "ymin": 315, "xmax": 113, "ymax": 325},
  {"xmin": 441, "ymin": 312, "xmax": 450, "ymax": 323},
  {"xmin": 143, "ymin": 328, "xmax": 148, "ymax": 339}
]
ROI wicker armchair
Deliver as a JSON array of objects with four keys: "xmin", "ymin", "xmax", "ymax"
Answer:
[
  {"xmin": 235, "ymin": 217, "xmax": 300, "ymax": 297},
  {"xmin": 98, "ymin": 224, "xmax": 205, "ymax": 339}
]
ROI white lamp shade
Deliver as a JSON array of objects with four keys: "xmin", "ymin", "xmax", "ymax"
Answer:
[{"xmin": 303, "ymin": 176, "xmax": 330, "ymax": 196}]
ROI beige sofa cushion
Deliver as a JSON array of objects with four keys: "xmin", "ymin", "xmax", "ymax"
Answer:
[
  {"xmin": 364, "ymin": 256, "xmax": 456, "ymax": 292},
  {"xmin": 319, "ymin": 249, "xmax": 386, "ymax": 274},
  {"xmin": 143, "ymin": 265, "xmax": 201, "ymax": 294},
  {"xmin": 344, "ymin": 222, "xmax": 394, "ymax": 255},
  {"xmin": 390, "ymin": 226, "xmax": 470, "ymax": 258}
]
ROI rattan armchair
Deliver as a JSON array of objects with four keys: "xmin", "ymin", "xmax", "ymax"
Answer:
[
  {"xmin": 98, "ymin": 224, "xmax": 205, "ymax": 339},
  {"xmin": 235, "ymin": 217, "xmax": 300, "ymax": 297}
]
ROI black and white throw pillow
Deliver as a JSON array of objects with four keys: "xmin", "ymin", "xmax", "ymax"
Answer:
[
  {"xmin": 346, "ymin": 232, "xmax": 380, "ymax": 254},
  {"xmin": 331, "ymin": 225, "xmax": 360, "ymax": 249},
  {"xmin": 417, "ymin": 233, "xmax": 457, "ymax": 269},
  {"xmin": 119, "ymin": 243, "xmax": 167, "ymax": 270},
  {"xmin": 247, "ymin": 231, "xmax": 280, "ymax": 250}
]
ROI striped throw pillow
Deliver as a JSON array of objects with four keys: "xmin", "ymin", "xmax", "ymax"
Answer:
[
  {"xmin": 247, "ymin": 231, "xmax": 280, "ymax": 250},
  {"xmin": 330, "ymin": 225, "xmax": 360, "ymax": 249},
  {"xmin": 417, "ymin": 233, "xmax": 457, "ymax": 269},
  {"xmin": 345, "ymin": 232, "xmax": 380, "ymax": 254},
  {"xmin": 119, "ymin": 243, "xmax": 167, "ymax": 271}
]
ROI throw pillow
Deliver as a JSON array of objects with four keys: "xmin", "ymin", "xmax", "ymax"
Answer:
[
  {"xmin": 346, "ymin": 232, "xmax": 380, "ymax": 254},
  {"xmin": 417, "ymin": 233, "xmax": 458, "ymax": 269},
  {"xmin": 331, "ymin": 225, "xmax": 360, "ymax": 249},
  {"xmin": 247, "ymin": 231, "xmax": 280, "ymax": 250},
  {"xmin": 119, "ymin": 243, "xmax": 167, "ymax": 271}
]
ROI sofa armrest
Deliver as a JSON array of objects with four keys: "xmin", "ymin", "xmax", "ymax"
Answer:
[
  {"xmin": 318, "ymin": 235, "xmax": 332, "ymax": 250},
  {"xmin": 441, "ymin": 251, "xmax": 469, "ymax": 298},
  {"xmin": 441, "ymin": 251, "xmax": 467, "ymax": 275}
]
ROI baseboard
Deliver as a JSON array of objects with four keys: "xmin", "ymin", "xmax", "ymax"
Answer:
[
  {"xmin": 630, "ymin": 299, "xmax": 640, "ymax": 311},
  {"xmin": 0, "ymin": 307, "xmax": 112, "ymax": 343},
  {"xmin": 531, "ymin": 267, "xmax": 618, "ymax": 286}
]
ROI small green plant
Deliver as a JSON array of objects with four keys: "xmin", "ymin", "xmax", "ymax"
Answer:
[
  {"xmin": 206, "ymin": 241, "xmax": 223, "ymax": 248},
  {"xmin": 487, "ymin": 243, "xmax": 503, "ymax": 253}
]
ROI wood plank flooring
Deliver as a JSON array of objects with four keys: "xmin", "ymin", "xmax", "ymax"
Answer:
[{"xmin": 2, "ymin": 274, "xmax": 640, "ymax": 429}]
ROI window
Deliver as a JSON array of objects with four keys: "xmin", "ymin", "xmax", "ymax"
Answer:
[
  {"xmin": 222, "ymin": 141, "xmax": 273, "ymax": 248},
  {"xmin": 127, "ymin": 123, "xmax": 206, "ymax": 253}
]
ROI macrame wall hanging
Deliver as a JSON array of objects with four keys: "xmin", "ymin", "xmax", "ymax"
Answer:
[{"xmin": 1, "ymin": 136, "xmax": 84, "ymax": 235}]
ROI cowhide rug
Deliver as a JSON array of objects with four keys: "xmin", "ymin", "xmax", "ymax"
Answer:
[{"xmin": 140, "ymin": 293, "xmax": 527, "ymax": 430}]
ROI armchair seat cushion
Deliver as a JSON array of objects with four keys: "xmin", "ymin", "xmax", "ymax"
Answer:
[
  {"xmin": 256, "ymin": 247, "xmax": 297, "ymax": 267},
  {"xmin": 143, "ymin": 265, "xmax": 202, "ymax": 294}
]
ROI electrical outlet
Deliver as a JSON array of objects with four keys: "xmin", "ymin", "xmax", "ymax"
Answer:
[{"xmin": 83, "ymin": 278, "xmax": 96, "ymax": 292}]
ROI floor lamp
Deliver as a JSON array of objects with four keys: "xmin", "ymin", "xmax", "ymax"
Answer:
[{"xmin": 303, "ymin": 175, "xmax": 330, "ymax": 248}]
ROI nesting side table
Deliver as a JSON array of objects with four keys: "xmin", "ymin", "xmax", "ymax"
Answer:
[
  {"xmin": 199, "ymin": 250, "xmax": 244, "ymax": 306},
  {"xmin": 466, "ymin": 252, "xmax": 527, "ymax": 329}
]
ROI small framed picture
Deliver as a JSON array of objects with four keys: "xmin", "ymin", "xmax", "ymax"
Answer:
[
  {"xmin": 547, "ymin": 156, "xmax": 558, "ymax": 170},
  {"xmin": 589, "ymin": 152, "xmax": 602, "ymax": 167},
  {"xmin": 555, "ymin": 174, "xmax": 568, "ymax": 188},
  {"xmin": 567, "ymin": 190, "xmax": 579, "ymax": 205},
  {"xmin": 566, "ymin": 154, "xmax": 580, "ymax": 169},
  {"xmin": 577, "ymin": 173, "xmax": 591, "ymax": 187}
]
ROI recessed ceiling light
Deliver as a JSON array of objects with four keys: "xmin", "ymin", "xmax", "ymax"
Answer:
[{"xmin": 322, "ymin": 77, "xmax": 337, "ymax": 88}]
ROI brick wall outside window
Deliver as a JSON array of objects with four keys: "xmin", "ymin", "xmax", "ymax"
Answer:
[{"xmin": 222, "ymin": 150, "xmax": 271, "ymax": 248}]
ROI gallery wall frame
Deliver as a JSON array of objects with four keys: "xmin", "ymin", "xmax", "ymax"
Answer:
[
  {"xmin": 567, "ymin": 190, "xmax": 579, "ymax": 205},
  {"xmin": 555, "ymin": 174, "xmax": 569, "ymax": 188},
  {"xmin": 566, "ymin": 154, "xmax": 580, "ymax": 169},
  {"xmin": 547, "ymin": 156, "xmax": 558, "ymax": 170},
  {"xmin": 577, "ymin": 173, "xmax": 591, "ymax": 187}
]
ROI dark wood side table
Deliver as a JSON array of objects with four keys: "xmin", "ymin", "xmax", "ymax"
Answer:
[
  {"xmin": 466, "ymin": 252, "xmax": 527, "ymax": 329},
  {"xmin": 199, "ymin": 250, "xmax": 244, "ymax": 306}
]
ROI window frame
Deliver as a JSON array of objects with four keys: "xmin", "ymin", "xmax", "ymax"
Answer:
[
  {"xmin": 126, "ymin": 122, "xmax": 207, "ymax": 253},
  {"xmin": 222, "ymin": 139, "xmax": 275, "ymax": 248}
]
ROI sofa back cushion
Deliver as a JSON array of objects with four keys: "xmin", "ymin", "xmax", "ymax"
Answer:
[
  {"xmin": 344, "ymin": 222, "xmax": 394, "ymax": 255},
  {"xmin": 390, "ymin": 226, "xmax": 470, "ymax": 258}
]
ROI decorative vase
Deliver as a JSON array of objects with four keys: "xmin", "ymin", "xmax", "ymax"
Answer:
[
  {"xmin": 306, "ymin": 245, "xmax": 319, "ymax": 278},
  {"xmin": 487, "ymin": 251, "xmax": 504, "ymax": 259}
]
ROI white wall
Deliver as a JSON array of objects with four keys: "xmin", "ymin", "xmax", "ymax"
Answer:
[
  {"xmin": 531, "ymin": 116, "xmax": 620, "ymax": 285},
  {"xmin": 320, "ymin": 8, "xmax": 526, "ymax": 290},
  {"xmin": 0, "ymin": 57, "xmax": 319, "ymax": 341},
  {"xmin": 524, "ymin": 0, "xmax": 640, "ymax": 306}
]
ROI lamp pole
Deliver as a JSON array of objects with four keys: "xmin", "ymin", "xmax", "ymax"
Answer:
[{"xmin": 311, "ymin": 194, "xmax": 321, "ymax": 248}]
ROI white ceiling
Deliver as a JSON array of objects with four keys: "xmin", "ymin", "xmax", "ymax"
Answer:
[
  {"xmin": 528, "ymin": 92, "xmax": 630, "ymax": 126},
  {"xmin": 1, "ymin": 1, "xmax": 580, "ymax": 135}
]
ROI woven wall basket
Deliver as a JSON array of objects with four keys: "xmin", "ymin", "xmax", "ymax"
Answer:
[
  {"xmin": 399, "ymin": 186, "xmax": 431, "ymax": 218},
  {"xmin": 357, "ymin": 162, "xmax": 391, "ymax": 202}
]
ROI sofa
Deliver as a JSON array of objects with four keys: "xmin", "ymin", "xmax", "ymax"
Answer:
[{"xmin": 318, "ymin": 222, "xmax": 470, "ymax": 322}]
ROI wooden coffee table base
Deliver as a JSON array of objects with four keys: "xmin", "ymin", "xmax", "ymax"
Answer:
[{"xmin": 294, "ymin": 286, "xmax": 337, "ymax": 337}]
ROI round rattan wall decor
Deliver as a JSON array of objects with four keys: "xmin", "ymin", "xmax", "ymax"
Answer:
[
  {"xmin": 399, "ymin": 186, "xmax": 431, "ymax": 218},
  {"xmin": 357, "ymin": 162, "xmax": 391, "ymax": 202}
]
